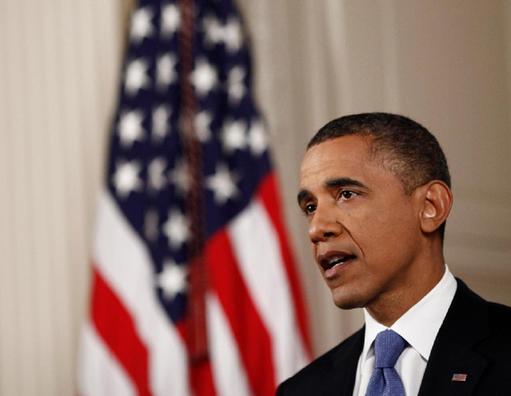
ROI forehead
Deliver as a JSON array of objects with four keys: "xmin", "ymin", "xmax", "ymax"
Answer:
[
  {"xmin": 298, "ymin": 134, "xmax": 406, "ymax": 196},
  {"xmin": 300, "ymin": 135, "xmax": 376, "ymax": 182}
]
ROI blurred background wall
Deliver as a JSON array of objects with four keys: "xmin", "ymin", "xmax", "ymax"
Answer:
[{"xmin": 0, "ymin": 0, "xmax": 510, "ymax": 394}]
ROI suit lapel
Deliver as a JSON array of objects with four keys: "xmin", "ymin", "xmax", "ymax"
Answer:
[
  {"xmin": 418, "ymin": 280, "xmax": 489, "ymax": 396},
  {"xmin": 330, "ymin": 327, "xmax": 364, "ymax": 396}
]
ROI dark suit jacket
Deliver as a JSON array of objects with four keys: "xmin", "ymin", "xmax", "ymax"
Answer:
[{"xmin": 276, "ymin": 279, "xmax": 511, "ymax": 395}]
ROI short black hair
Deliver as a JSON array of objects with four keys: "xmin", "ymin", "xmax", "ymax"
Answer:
[{"xmin": 308, "ymin": 112, "xmax": 451, "ymax": 238}]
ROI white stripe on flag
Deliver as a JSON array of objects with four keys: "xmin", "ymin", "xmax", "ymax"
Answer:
[
  {"xmin": 206, "ymin": 293, "xmax": 252, "ymax": 396},
  {"xmin": 228, "ymin": 200, "xmax": 309, "ymax": 383},
  {"xmin": 78, "ymin": 322, "xmax": 136, "ymax": 396},
  {"xmin": 94, "ymin": 191, "xmax": 191, "ymax": 396}
]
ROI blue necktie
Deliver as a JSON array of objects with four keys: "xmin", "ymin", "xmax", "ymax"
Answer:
[{"xmin": 366, "ymin": 329, "xmax": 407, "ymax": 396}]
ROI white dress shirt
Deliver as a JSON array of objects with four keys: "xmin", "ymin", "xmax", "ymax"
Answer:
[{"xmin": 352, "ymin": 266, "xmax": 457, "ymax": 396}]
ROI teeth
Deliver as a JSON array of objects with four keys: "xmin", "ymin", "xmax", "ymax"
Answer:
[
  {"xmin": 329, "ymin": 257, "xmax": 343, "ymax": 266},
  {"xmin": 327, "ymin": 257, "xmax": 346, "ymax": 268},
  {"xmin": 325, "ymin": 255, "xmax": 355, "ymax": 269}
]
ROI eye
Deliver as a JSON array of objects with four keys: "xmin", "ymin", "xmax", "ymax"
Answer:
[
  {"xmin": 339, "ymin": 190, "xmax": 358, "ymax": 201},
  {"xmin": 302, "ymin": 202, "xmax": 316, "ymax": 215}
]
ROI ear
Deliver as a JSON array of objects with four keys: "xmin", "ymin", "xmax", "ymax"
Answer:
[{"xmin": 417, "ymin": 181, "xmax": 453, "ymax": 234}]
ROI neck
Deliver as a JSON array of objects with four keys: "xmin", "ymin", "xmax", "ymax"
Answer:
[{"xmin": 366, "ymin": 255, "xmax": 445, "ymax": 327}]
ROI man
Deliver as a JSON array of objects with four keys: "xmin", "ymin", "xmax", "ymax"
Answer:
[{"xmin": 277, "ymin": 113, "xmax": 511, "ymax": 395}]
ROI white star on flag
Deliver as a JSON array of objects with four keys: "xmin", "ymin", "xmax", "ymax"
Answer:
[
  {"xmin": 248, "ymin": 121, "xmax": 268, "ymax": 155},
  {"xmin": 227, "ymin": 66, "xmax": 246, "ymax": 103},
  {"xmin": 203, "ymin": 16, "xmax": 223, "ymax": 46},
  {"xmin": 163, "ymin": 209, "xmax": 189, "ymax": 249},
  {"xmin": 203, "ymin": 16, "xmax": 243, "ymax": 53},
  {"xmin": 112, "ymin": 161, "xmax": 143, "ymax": 198},
  {"xmin": 148, "ymin": 157, "xmax": 167, "ymax": 191},
  {"xmin": 130, "ymin": 7, "xmax": 154, "ymax": 42},
  {"xmin": 125, "ymin": 58, "xmax": 150, "ymax": 95},
  {"xmin": 157, "ymin": 259, "xmax": 188, "ymax": 300},
  {"xmin": 195, "ymin": 111, "xmax": 212, "ymax": 142},
  {"xmin": 190, "ymin": 59, "xmax": 217, "ymax": 97},
  {"xmin": 222, "ymin": 119, "xmax": 247, "ymax": 152},
  {"xmin": 118, "ymin": 110, "xmax": 145, "ymax": 147},
  {"xmin": 157, "ymin": 54, "xmax": 177, "ymax": 90},
  {"xmin": 206, "ymin": 163, "xmax": 239, "ymax": 204},
  {"xmin": 223, "ymin": 18, "xmax": 243, "ymax": 52},
  {"xmin": 169, "ymin": 158, "xmax": 190, "ymax": 195},
  {"xmin": 161, "ymin": 4, "xmax": 180, "ymax": 37},
  {"xmin": 152, "ymin": 105, "xmax": 170, "ymax": 141}
]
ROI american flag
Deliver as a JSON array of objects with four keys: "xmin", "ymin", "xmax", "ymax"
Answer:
[{"xmin": 78, "ymin": 0, "xmax": 311, "ymax": 395}]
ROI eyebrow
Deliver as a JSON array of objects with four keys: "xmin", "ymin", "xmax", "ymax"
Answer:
[
  {"xmin": 325, "ymin": 177, "xmax": 367, "ymax": 189},
  {"xmin": 296, "ymin": 190, "xmax": 312, "ymax": 206},
  {"xmin": 297, "ymin": 177, "xmax": 368, "ymax": 205}
]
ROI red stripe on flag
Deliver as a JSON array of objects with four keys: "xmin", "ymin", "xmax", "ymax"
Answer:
[
  {"xmin": 190, "ymin": 360, "xmax": 217, "ymax": 396},
  {"xmin": 205, "ymin": 230, "xmax": 277, "ymax": 396},
  {"xmin": 175, "ymin": 319, "xmax": 218, "ymax": 396},
  {"xmin": 258, "ymin": 173, "xmax": 313, "ymax": 357},
  {"xmin": 90, "ymin": 266, "xmax": 151, "ymax": 396}
]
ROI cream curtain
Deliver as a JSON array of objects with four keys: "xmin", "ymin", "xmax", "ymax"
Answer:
[{"xmin": 1, "ymin": 1, "xmax": 510, "ymax": 394}]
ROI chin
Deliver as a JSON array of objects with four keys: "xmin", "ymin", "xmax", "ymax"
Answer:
[{"xmin": 331, "ymin": 288, "xmax": 368, "ymax": 310}]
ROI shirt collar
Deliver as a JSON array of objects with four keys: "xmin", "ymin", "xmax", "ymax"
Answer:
[{"xmin": 361, "ymin": 266, "xmax": 457, "ymax": 362}]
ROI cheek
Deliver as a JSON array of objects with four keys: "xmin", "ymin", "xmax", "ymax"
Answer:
[
  {"xmin": 369, "ymin": 199, "xmax": 416, "ymax": 232},
  {"xmin": 345, "ymin": 205, "xmax": 387, "ymax": 240},
  {"xmin": 350, "ymin": 207, "xmax": 412, "ymax": 255},
  {"xmin": 361, "ymin": 209, "xmax": 420, "ymax": 265}
]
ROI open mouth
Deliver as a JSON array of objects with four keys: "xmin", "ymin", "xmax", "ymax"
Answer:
[{"xmin": 319, "ymin": 253, "xmax": 357, "ymax": 271}]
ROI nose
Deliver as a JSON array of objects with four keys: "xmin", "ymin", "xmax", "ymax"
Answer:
[{"xmin": 308, "ymin": 204, "xmax": 343, "ymax": 244}]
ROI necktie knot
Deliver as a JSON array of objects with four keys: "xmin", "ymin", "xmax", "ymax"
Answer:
[{"xmin": 374, "ymin": 329, "xmax": 407, "ymax": 369}]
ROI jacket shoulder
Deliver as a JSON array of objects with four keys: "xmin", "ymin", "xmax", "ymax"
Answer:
[
  {"xmin": 453, "ymin": 279, "xmax": 511, "ymax": 345},
  {"xmin": 481, "ymin": 300, "xmax": 511, "ymax": 351},
  {"xmin": 276, "ymin": 328, "xmax": 363, "ymax": 396},
  {"xmin": 487, "ymin": 300, "xmax": 511, "ymax": 324}
]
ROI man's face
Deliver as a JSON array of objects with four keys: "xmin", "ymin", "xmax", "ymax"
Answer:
[{"xmin": 298, "ymin": 135, "xmax": 424, "ymax": 310}]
